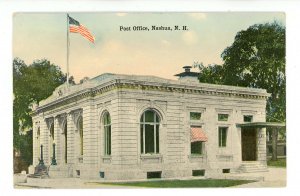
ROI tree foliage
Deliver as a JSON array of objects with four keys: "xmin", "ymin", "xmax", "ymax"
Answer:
[
  {"xmin": 193, "ymin": 62, "xmax": 223, "ymax": 84},
  {"xmin": 13, "ymin": 58, "xmax": 66, "ymax": 167},
  {"xmin": 197, "ymin": 22, "xmax": 285, "ymax": 123},
  {"xmin": 222, "ymin": 22, "xmax": 285, "ymax": 122}
]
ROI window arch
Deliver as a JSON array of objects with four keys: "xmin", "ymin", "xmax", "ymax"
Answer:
[
  {"xmin": 77, "ymin": 116, "xmax": 83, "ymax": 156},
  {"xmin": 140, "ymin": 110, "xmax": 160, "ymax": 154},
  {"xmin": 103, "ymin": 111, "xmax": 111, "ymax": 155}
]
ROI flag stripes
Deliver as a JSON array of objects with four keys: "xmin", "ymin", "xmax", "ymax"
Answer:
[{"xmin": 68, "ymin": 15, "xmax": 95, "ymax": 43}]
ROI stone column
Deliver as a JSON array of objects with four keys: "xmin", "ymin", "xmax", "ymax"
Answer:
[
  {"xmin": 54, "ymin": 117, "xmax": 60, "ymax": 164},
  {"xmin": 67, "ymin": 112, "xmax": 75, "ymax": 164},
  {"xmin": 47, "ymin": 119, "xmax": 54, "ymax": 165},
  {"xmin": 82, "ymin": 103, "xmax": 98, "ymax": 166},
  {"xmin": 40, "ymin": 119, "xmax": 49, "ymax": 165},
  {"xmin": 257, "ymin": 128, "xmax": 267, "ymax": 164},
  {"xmin": 32, "ymin": 120, "xmax": 38, "ymax": 166},
  {"xmin": 59, "ymin": 116, "xmax": 67, "ymax": 165}
]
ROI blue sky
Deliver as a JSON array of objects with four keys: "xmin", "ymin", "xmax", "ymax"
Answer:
[{"xmin": 13, "ymin": 12, "xmax": 285, "ymax": 82}]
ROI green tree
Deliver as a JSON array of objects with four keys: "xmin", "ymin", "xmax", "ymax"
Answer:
[
  {"xmin": 193, "ymin": 62, "xmax": 223, "ymax": 84},
  {"xmin": 13, "ymin": 58, "xmax": 66, "ymax": 172},
  {"xmin": 222, "ymin": 22, "xmax": 285, "ymax": 161},
  {"xmin": 196, "ymin": 22, "xmax": 285, "ymax": 160},
  {"xmin": 221, "ymin": 22, "xmax": 285, "ymax": 122}
]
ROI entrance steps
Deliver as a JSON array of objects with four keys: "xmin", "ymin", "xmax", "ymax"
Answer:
[
  {"xmin": 235, "ymin": 161, "xmax": 268, "ymax": 173},
  {"xmin": 27, "ymin": 164, "xmax": 49, "ymax": 179}
]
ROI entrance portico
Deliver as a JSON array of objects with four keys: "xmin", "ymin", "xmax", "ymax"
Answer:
[{"xmin": 237, "ymin": 122, "xmax": 285, "ymax": 172}]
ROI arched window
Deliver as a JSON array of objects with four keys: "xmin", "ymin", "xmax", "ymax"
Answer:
[
  {"xmin": 103, "ymin": 112, "xmax": 111, "ymax": 155},
  {"xmin": 77, "ymin": 116, "xmax": 83, "ymax": 156},
  {"xmin": 140, "ymin": 110, "xmax": 160, "ymax": 154}
]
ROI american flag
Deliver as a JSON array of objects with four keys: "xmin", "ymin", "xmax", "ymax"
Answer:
[{"xmin": 68, "ymin": 15, "xmax": 95, "ymax": 43}]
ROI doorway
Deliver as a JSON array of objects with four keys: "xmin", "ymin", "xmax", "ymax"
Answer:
[{"xmin": 241, "ymin": 128, "xmax": 257, "ymax": 161}]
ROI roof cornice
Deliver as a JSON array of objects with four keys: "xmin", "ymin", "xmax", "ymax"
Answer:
[{"xmin": 36, "ymin": 76, "xmax": 270, "ymax": 113}]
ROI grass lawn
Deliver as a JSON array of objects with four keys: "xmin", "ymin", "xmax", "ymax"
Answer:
[
  {"xmin": 102, "ymin": 179, "xmax": 254, "ymax": 188},
  {"xmin": 267, "ymin": 158, "xmax": 286, "ymax": 168}
]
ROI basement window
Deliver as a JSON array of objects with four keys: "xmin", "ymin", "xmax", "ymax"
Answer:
[
  {"xmin": 76, "ymin": 170, "xmax": 80, "ymax": 176},
  {"xmin": 99, "ymin": 171, "xmax": 105, "ymax": 178},
  {"xmin": 192, "ymin": 170, "xmax": 205, "ymax": 176},
  {"xmin": 147, "ymin": 171, "xmax": 162, "ymax": 179},
  {"xmin": 222, "ymin": 169, "xmax": 230, "ymax": 173}
]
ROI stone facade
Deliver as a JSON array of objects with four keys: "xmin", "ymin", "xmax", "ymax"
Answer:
[{"xmin": 31, "ymin": 71, "xmax": 269, "ymax": 180}]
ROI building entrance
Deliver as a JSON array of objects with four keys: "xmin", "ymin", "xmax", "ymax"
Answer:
[{"xmin": 241, "ymin": 128, "xmax": 257, "ymax": 161}]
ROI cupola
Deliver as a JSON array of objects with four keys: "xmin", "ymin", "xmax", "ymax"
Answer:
[{"xmin": 174, "ymin": 66, "xmax": 199, "ymax": 83}]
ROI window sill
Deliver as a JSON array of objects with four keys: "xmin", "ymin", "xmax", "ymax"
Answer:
[
  {"xmin": 189, "ymin": 154, "xmax": 204, "ymax": 158},
  {"xmin": 217, "ymin": 123, "xmax": 231, "ymax": 126},
  {"xmin": 102, "ymin": 155, "xmax": 112, "ymax": 163},
  {"xmin": 189, "ymin": 121, "xmax": 204, "ymax": 126},
  {"xmin": 140, "ymin": 154, "xmax": 162, "ymax": 159},
  {"xmin": 188, "ymin": 154, "xmax": 205, "ymax": 163},
  {"xmin": 140, "ymin": 154, "xmax": 162, "ymax": 163},
  {"xmin": 216, "ymin": 154, "xmax": 233, "ymax": 162}
]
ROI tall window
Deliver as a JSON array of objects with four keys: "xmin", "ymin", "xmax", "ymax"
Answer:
[
  {"xmin": 190, "ymin": 126, "xmax": 207, "ymax": 155},
  {"xmin": 218, "ymin": 127, "xmax": 228, "ymax": 147},
  {"xmin": 78, "ymin": 117, "xmax": 83, "ymax": 156},
  {"xmin": 103, "ymin": 112, "xmax": 111, "ymax": 155},
  {"xmin": 140, "ymin": 110, "xmax": 160, "ymax": 154},
  {"xmin": 191, "ymin": 141, "xmax": 203, "ymax": 154}
]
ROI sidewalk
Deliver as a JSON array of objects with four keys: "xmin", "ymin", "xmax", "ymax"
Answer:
[
  {"xmin": 14, "ymin": 167, "xmax": 286, "ymax": 188},
  {"xmin": 15, "ymin": 178, "xmax": 129, "ymax": 189},
  {"xmin": 231, "ymin": 167, "xmax": 286, "ymax": 188}
]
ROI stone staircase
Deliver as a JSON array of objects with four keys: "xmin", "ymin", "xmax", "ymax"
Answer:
[{"xmin": 235, "ymin": 161, "xmax": 268, "ymax": 173}]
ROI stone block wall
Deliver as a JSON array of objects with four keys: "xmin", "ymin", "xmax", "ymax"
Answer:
[{"xmin": 31, "ymin": 76, "xmax": 268, "ymax": 180}]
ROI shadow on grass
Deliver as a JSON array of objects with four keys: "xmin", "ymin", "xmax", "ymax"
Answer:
[{"xmin": 101, "ymin": 179, "xmax": 255, "ymax": 188}]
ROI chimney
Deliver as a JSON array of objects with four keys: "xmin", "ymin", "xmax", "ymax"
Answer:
[
  {"xmin": 183, "ymin": 66, "xmax": 191, "ymax": 72},
  {"xmin": 174, "ymin": 66, "xmax": 199, "ymax": 83}
]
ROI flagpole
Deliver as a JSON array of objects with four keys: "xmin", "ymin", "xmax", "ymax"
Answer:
[{"xmin": 66, "ymin": 13, "xmax": 70, "ymax": 87}]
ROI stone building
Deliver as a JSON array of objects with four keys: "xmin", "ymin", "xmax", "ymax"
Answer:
[{"xmin": 30, "ymin": 66, "xmax": 270, "ymax": 180}]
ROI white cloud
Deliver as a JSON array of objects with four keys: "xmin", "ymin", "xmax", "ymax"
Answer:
[
  {"xmin": 182, "ymin": 31, "xmax": 198, "ymax": 45},
  {"xmin": 188, "ymin": 13, "xmax": 207, "ymax": 20}
]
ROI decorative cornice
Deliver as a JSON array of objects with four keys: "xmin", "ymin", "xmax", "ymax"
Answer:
[{"xmin": 36, "ymin": 78, "xmax": 270, "ymax": 113}]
